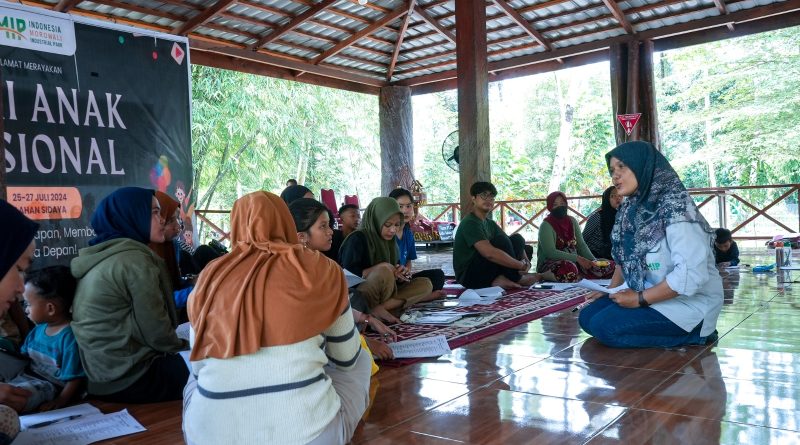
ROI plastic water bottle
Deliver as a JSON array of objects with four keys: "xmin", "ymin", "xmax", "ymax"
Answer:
[
  {"xmin": 783, "ymin": 241, "xmax": 792, "ymax": 267},
  {"xmin": 775, "ymin": 241, "xmax": 785, "ymax": 269}
]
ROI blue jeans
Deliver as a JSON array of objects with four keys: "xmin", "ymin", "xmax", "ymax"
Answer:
[{"xmin": 578, "ymin": 296, "xmax": 705, "ymax": 348}]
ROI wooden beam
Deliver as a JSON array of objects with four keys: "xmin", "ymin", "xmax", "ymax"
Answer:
[
  {"xmin": 456, "ymin": 0, "xmax": 490, "ymax": 216},
  {"xmin": 652, "ymin": 8, "xmax": 800, "ymax": 52},
  {"xmin": 53, "ymin": 0, "xmax": 82, "ymax": 12},
  {"xmin": 312, "ymin": 4, "xmax": 409, "ymax": 65},
  {"xmin": 492, "ymin": 0, "xmax": 552, "ymax": 50},
  {"xmin": 87, "ymin": 0, "xmax": 187, "ymax": 21},
  {"xmin": 191, "ymin": 49, "xmax": 380, "ymax": 95},
  {"xmin": 191, "ymin": 39, "xmax": 387, "ymax": 87},
  {"xmin": 711, "ymin": 0, "xmax": 736, "ymax": 30},
  {"xmin": 387, "ymin": 0, "xmax": 416, "ymax": 81},
  {"xmin": 411, "ymin": 51, "xmax": 608, "ymax": 95},
  {"xmin": 173, "ymin": 0, "xmax": 237, "ymax": 36},
  {"xmin": 398, "ymin": 0, "xmax": 800, "ymax": 87},
  {"xmin": 249, "ymin": 0, "xmax": 338, "ymax": 50},
  {"xmin": 601, "ymin": 0, "xmax": 634, "ymax": 34},
  {"xmin": 413, "ymin": 4, "xmax": 456, "ymax": 44}
]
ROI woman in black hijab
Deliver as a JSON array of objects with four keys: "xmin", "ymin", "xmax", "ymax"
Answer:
[
  {"xmin": 0, "ymin": 200, "xmax": 38, "ymax": 442},
  {"xmin": 582, "ymin": 185, "xmax": 623, "ymax": 259}
]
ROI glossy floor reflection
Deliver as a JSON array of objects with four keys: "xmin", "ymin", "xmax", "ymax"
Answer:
[{"xmin": 354, "ymin": 251, "xmax": 800, "ymax": 444}]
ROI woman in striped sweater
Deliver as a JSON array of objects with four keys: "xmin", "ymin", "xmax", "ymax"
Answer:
[{"xmin": 182, "ymin": 191, "xmax": 371, "ymax": 445}]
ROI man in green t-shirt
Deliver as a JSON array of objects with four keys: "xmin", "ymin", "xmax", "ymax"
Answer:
[{"xmin": 453, "ymin": 182, "xmax": 542, "ymax": 289}]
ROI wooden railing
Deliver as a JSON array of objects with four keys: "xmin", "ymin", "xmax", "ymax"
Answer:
[
  {"xmin": 418, "ymin": 184, "xmax": 800, "ymax": 242},
  {"xmin": 194, "ymin": 184, "xmax": 800, "ymax": 243}
]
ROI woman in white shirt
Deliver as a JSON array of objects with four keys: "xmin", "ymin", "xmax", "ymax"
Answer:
[
  {"xmin": 578, "ymin": 141, "xmax": 723, "ymax": 348},
  {"xmin": 183, "ymin": 192, "xmax": 371, "ymax": 445}
]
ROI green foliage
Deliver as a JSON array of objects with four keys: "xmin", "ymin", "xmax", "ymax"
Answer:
[
  {"xmin": 191, "ymin": 65, "xmax": 379, "ymax": 228},
  {"xmin": 413, "ymin": 63, "xmax": 616, "ymax": 212},
  {"xmin": 656, "ymin": 25, "xmax": 800, "ymax": 199}
]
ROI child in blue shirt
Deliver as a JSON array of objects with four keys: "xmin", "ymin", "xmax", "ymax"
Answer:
[
  {"xmin": 16, "ymin": 266, "xmax": 85, "ymax": 412},
  {"xmin": 389, "ymin": 188, "xmax": 446, "ymax": 298},
  {"xmin": 714, "ymin": 228, "xmax": 740, "ymax": 267}
]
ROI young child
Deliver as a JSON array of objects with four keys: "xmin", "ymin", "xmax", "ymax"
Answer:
[
  {"xmin": 16, "ymin": 266, "xmax": 85, "ymax": 412},
  {"xmin": 714, "ymin": 228, "xmax": 740, "ymax": 266},
  {"xmin": 338, "ymin": 204, "xmax": 361, "ymax": 237}
]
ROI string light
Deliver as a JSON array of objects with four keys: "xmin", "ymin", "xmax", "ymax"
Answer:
[{"xmin": 357, "ymin": 0, "xmax": 367, "ymax": 5}]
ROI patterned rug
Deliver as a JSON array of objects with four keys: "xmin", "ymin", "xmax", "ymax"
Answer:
[{"xmin": 368, "ymin": 286, "xmax": 590, "ymax": 366}]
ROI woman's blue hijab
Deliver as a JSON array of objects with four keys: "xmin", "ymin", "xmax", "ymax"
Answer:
[
  {"xmin": 605, "ymin": 141, "xmax": 713, "ymax": 291},
  {"xmin": 90, "ymin": 187, "xmax": 155, "ymax": 246}
]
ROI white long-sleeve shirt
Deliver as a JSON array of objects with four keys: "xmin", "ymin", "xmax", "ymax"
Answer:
[
  {"xmin": 183, "ymin": 308, "xmax": 362, "ymax": 445},
  {"xmin": 640, "ymin": 221, "xmax": 723, "ymax": 336}
]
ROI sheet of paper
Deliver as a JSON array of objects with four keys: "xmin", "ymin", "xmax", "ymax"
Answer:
[
  {"xmin": 411, "ymin": 314, "xmax": 462, "ymax": 325},
  {"xmin": 179, "ymin": 350, "xmax": 192, "ymax": 370},
  {"xmin": 388, "ymin": 335, "xmax": 451, "ymax": 358},
  {"xmin": 473, "ymin": 286, "xmax": 504, "ymax": 298},
  {"xmin": 175, "ymin": 322, "xmax": 191, "ymax": 341},
  {"xmin": 20, "ymin": 404, "xmax": 101, "ymax": 431},
  {"xmin": 589, "ymin": 279, "xmax": 612, "ymax": 286},
  {"xmin": 574, "ymin": 279, "xmax": 631, "ymax": 294},
  {"xmin": 457, "ymin": 289, "xmax": 500, "ymax": 306},
  {"xmin": 530, "ymin": 282, "xmax": 576, "ymax": 291},
  {"xmin": 453, "ymin": 313, "xmax": 497, "ymax": 328},
  {"xmin": 443, "ymin": 283, "xmax": 465, "ymax": 290},
  {"xmin": 13, "ymin": 410, "xmax": 145, "ymax": 445},
  {"xmin": 343, "ymin": 269, "xmax": 365, "ymax": 287}
]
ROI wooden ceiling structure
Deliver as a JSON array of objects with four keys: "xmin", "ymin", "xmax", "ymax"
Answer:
[{"xmin": 17, "ymin": 0, "xmax": 800, "ymax": 96}]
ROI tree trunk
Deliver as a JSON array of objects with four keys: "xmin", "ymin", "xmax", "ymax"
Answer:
[
  {"xmin": 548, "ymin": 73, "xmax": 577, "ymax": 192},
  {"xmin": 379, "ymin": 86, "xmax": 414, "ymax": 196},
  {"xmin": 704, "ymin": 68, "xmax": 717, "ymax": 188}
]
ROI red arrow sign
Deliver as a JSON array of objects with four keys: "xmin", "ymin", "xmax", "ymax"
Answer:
[{"xmin": 616, "ymin": 113, "xmax": 642, "ymax": 136}]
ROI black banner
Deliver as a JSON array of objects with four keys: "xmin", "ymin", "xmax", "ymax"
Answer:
[{"xmin": 1, "ymin": 7, "xmax": 192, "ymax": 266}]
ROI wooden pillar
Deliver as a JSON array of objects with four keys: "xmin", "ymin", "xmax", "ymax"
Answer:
[
  {"xmin": 610, "ymin": 39, "xmax": 660, "ymax": 150},
  {"xmin": 379, "ymin": 85, "xmax": 414, "ymax": 196},
  {"xmin": 456, "ymin": 0, "xmax": 490, "ymax": 216}
]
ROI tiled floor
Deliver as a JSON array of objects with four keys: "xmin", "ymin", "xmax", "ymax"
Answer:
[{"xmin": 351, "ymin": 249, "xmax": 800, "ymax": 444}]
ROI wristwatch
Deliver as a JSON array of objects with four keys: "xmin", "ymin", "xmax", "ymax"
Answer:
[{"xmin": 638, "ymin": 291, "xmax": 650, "ymax": 308}]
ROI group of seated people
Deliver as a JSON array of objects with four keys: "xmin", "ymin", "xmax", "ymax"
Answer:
[{"xmin": 0, "ymin": 141, "xmax": 727, "ymax": 444}]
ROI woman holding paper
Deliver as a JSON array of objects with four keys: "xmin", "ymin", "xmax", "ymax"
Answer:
[
  {"xmin": 0, "ymin": 200, "xmax": 37, "ymax": 444},
  {"xmin": 338, "ymin": 198, "xmax": 433, "ymax": 323},
  {"xmin": 578, "ymin": 141, "xmax": 723, "ymax": 348},
  {"xmin": 183, "ymin": 192, "xmax": 371, "ymax": 445}
]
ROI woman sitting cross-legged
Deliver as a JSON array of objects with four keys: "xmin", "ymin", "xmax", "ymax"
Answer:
[
  {"xmin": 578, "ymin": 141, "xmax": 723, "ymax": 348},
  {"xmin": 70, "ymin": 187, "xmax": 188, "ymax": 403},
  {"xmin": 339, "ymin": 198, "xmax": 433, "ymax": 324},
  {"xmin": 582, "ymin": 185, "xmax": 623, "ymax": 260},
  {"xmin": 537, "ymin": 191, "xmax": 615, "ymax": 282},
  {"xmin": 183, "ymin": 192, "xmax": 371, "ymax": 445},
  {"xmin": 0, "ymin": 200, "xmax": 38, "ymax": 444},
  {"xmin": 289, "ymin": 198, "xmax": 397, "ymax": 361}
]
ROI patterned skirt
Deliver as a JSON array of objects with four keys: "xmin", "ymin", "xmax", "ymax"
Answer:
[{"xmin": 539, "ymin": 259, "xmax": 615, "ymax": 283}]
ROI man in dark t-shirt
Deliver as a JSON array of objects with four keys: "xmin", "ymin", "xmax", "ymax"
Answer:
[{"xmin": 453, "ymin": 182, "xmax": 542, "ymax": 289}]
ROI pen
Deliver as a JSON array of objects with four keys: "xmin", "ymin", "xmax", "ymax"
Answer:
[
  {"xmin": 28, "ymin": 414, "xmax": 83, "ymax": 429},
  {"xmin": 571, "ymin": 301, "xmax": 590, "ymax": 312}
]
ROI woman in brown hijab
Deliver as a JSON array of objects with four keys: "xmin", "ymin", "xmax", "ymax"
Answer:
[
  {"xmin": 149, "ymin": 192, "xmax": 182, "ymax": 288},
  {"xmin": 182, "ymin": 191, "xmax": 371, "ymax": 445}
]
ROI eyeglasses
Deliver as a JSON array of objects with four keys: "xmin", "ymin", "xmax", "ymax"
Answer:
[{"xmin": 477, "ymin": 192, "xmax": 496, "ymax": 201}]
